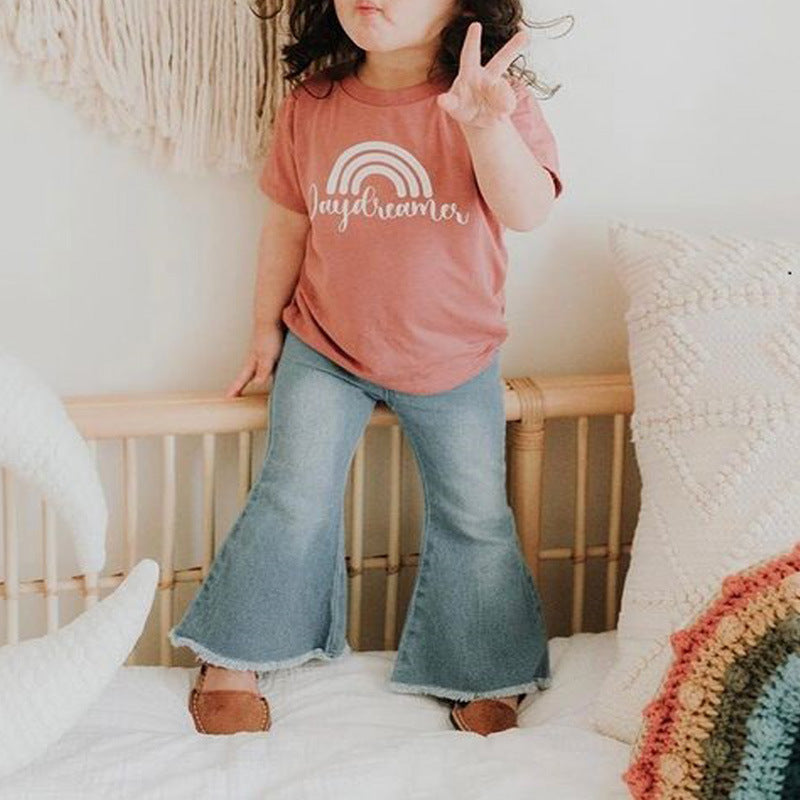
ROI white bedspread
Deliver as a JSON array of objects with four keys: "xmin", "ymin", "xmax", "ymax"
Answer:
[{"xmin": 0, "ymin": 631, "xmax": 631, "ymax": 799}]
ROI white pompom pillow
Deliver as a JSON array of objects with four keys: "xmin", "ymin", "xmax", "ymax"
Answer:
[
  {"xmin": 0, "ymin": 560, "xmax": 158, "ymax": 778},
  {"xmin": 0, "ymin": 350, "xmax": 158, "ymax": 778},
  {"xmin": 0, "ymin": 352, "xmax": 107, "ymax": 573},
  {"xmin": 593, "ymin": 220, "xmax": 800, "ymax": 743}
]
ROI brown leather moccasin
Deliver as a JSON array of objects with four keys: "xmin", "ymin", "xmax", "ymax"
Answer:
[
  {"xmin": 449, "ymin": 693, "xmax": 525, "ymax": 736},
  {"xmin": 189, "ymin": 662, "xmax": 271, "ymax": 735}
]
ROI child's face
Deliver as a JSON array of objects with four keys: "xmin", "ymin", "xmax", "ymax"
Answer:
[{"xmin": 335, "ymin": 0, "xmax": 457, "ymax": 55}]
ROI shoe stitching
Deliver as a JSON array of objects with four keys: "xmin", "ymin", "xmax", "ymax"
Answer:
[
  {"xmin": 190, "ymin": 688, "xmax": 207, "ymax": 734},
  {"xmin": 191, "ymin": 688, "xmax": 270, "ymax": 733}
]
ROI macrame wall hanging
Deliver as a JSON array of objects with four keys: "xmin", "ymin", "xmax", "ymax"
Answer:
[{"xmin": 0, "ymin": 0, "xmax": 291, "ymax": 173}]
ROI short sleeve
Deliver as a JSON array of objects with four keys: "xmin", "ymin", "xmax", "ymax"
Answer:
[
  {"xmin": 258, "ymin": 92, "xmax": 308, "ymax": 214},
  {"xmin": 508, "ymin": 80, "xmax": 564, "ymax": 200}
]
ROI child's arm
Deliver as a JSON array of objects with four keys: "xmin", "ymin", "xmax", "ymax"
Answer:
[
  {"xmin": 225, "ymin": 197, "xmax": 309, "ymax": 398},
  {"xmin": 252, "ymin": 197, "xmax": 309, "ymax": 334},
  {"xmin": 438, "ymin": 22, "xmax": 562, "ymax": 231},
  {"xmin": 254, "ymin": 89, "xmax": 311, "ymax": 329},
  {"xmin": 226, "ymin": 92, "xmax": 310, "ymax": 398},
  {"xmin": 459, "ymin": 113, "xmax": 557, "ymax": 232}
]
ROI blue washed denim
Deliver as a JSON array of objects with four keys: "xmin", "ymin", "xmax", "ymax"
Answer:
[{"xmin": 168, "ymin": 329, "xmax": 551, "ymax": 702}]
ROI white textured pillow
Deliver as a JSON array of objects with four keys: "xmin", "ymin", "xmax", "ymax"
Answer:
[
  {"xmin": 0, "ymin": 559, "xmax": 158, "ymax": 779},
  {"xmin": 0, "ymin": 349, "xmax": 158, "ymax": 778},
  {"xmin": 593, "ymin": 220, "xmax": 800, "ymax": 743},
  {"xmin": 0, "ymin": 351, "xmax": 107, "ymax": 574}
]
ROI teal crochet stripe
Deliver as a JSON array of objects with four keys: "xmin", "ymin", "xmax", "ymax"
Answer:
[
  {"xmin": 698, "ymin": 627, "xmax": 795, "ymax": 798},
  {"xmin": 731, "ymin": 653, "xmax": 800, "ymax": 799},
  {"xmin": 781, "ymin": 723, "xmax": 800, "ymax": 799}
]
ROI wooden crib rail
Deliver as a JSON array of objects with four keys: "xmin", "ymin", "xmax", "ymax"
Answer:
[{"xmin": 0, "ymin": 373, "xmax": 635, "ymax": 664}]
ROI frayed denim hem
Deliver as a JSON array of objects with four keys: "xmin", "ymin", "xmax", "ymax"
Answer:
[
  {"xmin": 386, "ymin": 675, "xmax": 552, "ymax": 703},
  {"xmin": 168, "ymin": 629, "xmax": 352, "ymax": 679}
]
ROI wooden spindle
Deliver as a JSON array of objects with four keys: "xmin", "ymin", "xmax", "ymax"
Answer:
[
  {"xmin": 201, "ymin": 433, "xmax": 216, "ymax": 578},
  {"xmin": 159, "ymin": 435, "xmax": 177, "ymax": 666},
  {"xmin": 383, "ymin": 426, "xmax": 403, "ymax": 650},
  {"xmin": 121, "ymin": 437, "xmax": 139, "ymax": 667},
  {"xmin": 82, "ymin": 439, "xmax": 100, "ymax": 610},
  {"xmin": 122, "ymin": 437, "xmax": 138, "ymax": 572},
  {"xmin": 605, "ymin": 414, "xmax": 626, "ymax": 630},
  {"xmin": 42, "ymin": 499, "xmax": 59, "ymax": 633},
  {"xmin": 348, "ymin": 436, "xmax": 366, "ymax": 650},
  {"xmin": 505, "ymin": 377, "xmax": 546, "ymax": 579},
  {"xmin": 3, "ymin": 469, "xmax": 20, "ymax": 645},
  {"xmin": 571, "ymin": 416, "xmax": 589, "ymax": 634},
  {"xmin": 237, "ymin": 430, "xmax": 252, "ymax": 512}
]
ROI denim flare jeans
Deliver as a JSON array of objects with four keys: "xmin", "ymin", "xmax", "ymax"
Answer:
[{"xmin": 168, "ymin": 329, "xmax": 551, "ymax": 702}]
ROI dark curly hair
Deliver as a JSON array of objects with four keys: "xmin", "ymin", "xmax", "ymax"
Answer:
[{"xmin": 249, "ymin": 1, "xmax": 572, "ymax": 101}]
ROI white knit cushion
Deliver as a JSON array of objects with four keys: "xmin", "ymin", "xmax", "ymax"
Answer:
[
  {"xmin": 0, "ymin": 350, "xmax": 158, "ymax": 777},
  {"xmin": 0, "ymin": 559, "xmax": 158, "ymax": 779},
  {"xmin": 593, "ymin": 220, "xmax": 800, "ymax": 743},
  {"xmin": 0, "ymin": 351, "xmax": 107, "ymax": 574}
]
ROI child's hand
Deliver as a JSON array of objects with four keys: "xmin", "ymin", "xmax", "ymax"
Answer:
[
  {"xmin": 437, "ymin": 22, "xmax": 530, "ymax": 129},
  {"xmin": 225, "ymin": 323, "xmax": 285, "ymax": 398}
]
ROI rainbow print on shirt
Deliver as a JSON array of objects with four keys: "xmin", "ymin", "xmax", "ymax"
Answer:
[{"xmin": 309, "ymin": 140, "xmax": 470, "ymax": 232}]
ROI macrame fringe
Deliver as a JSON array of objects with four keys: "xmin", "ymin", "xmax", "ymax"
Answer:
[{"xmin": 0, "ymin": 0, "xmax": 290, "ymax": 173}]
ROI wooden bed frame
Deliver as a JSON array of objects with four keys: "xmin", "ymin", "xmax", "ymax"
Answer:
[{"xmin": 0, "ymin": 372, "xmax": 636, "ymax": 667}]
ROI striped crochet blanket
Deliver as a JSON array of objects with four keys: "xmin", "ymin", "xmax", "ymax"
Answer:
[{"xmin": 625, "ymin": 543, "xmax": 800, "ymax": 799}]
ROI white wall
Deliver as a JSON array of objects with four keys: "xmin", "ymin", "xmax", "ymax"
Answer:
[
  {"xmin": 1, "ymin": 0, "xmax": 798, "ymax": 391},
  {"xmin": 505, "ymin": 0, "xmax": 799, "ymax": 374}
]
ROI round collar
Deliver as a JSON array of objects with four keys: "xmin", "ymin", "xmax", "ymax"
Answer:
[{"xmin": 339, "ymin": 68, "xmax": 450, "ymax": 107}]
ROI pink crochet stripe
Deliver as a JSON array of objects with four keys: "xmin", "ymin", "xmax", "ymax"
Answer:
[{"xmin": 624, "ymin": 542, "xmax": 800, "ymax": 799}]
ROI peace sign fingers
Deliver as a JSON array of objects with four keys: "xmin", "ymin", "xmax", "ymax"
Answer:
[
  {"xmin": 442, "ymin": 21, "xmax": 532, "ymax": 128},
  {"xmin": 458, "ymin": 21, "xmax": 483, "ymax": 79},
  {"xmin": 483, "ymin": 28, "xmax": 530, "ymax": 82}
]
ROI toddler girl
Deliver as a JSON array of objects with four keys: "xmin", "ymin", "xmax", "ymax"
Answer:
[{"xmin": 169, "ymin": 0, "xmax": 563, "ymax": 737}]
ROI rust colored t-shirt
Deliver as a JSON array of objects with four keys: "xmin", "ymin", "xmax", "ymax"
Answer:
[{"xmin": 258, "ymin": 65, "xmax": 563, "ymax": 394}]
